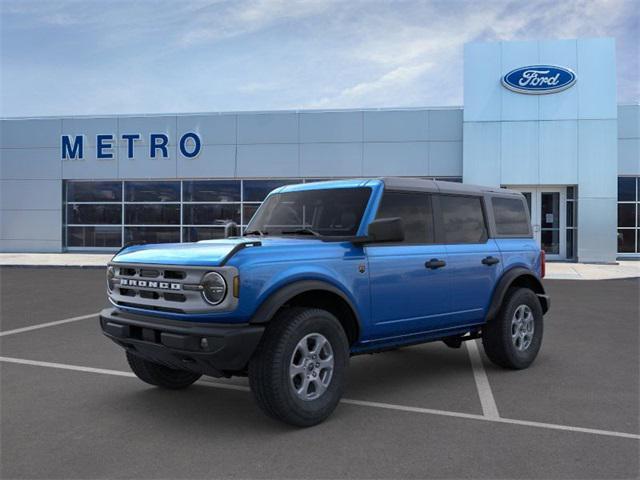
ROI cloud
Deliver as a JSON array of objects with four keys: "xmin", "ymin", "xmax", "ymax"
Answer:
[
  {"xmin": 0, "ymin": 0, "xmax": 637, "ymax": 116},
  {"xmin": 308, "ymin": 62, "xmax": 434, "ymax": 108},
  {"xmin": 177, "ymin": 0, "xmax": 334, "ymax": 47}
]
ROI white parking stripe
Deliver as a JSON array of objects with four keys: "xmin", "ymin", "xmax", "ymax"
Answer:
[
  {"xmin": 0, "ymin": 356, "xmax": 135, "ymax": 377},
  {"xmin": 0, "ymin": 313, "xmax": 98, "ymax": 337},
  {"xmin": 466, "ymin": 339, "xmax": 500, "ymax": 418},
  {"xmin": 340, "ymin": 398, "xmax": 640, "ymax": 440},
  {"xmin": 2, "ymin": 355, "xmax": 639, "ymax": 440}
]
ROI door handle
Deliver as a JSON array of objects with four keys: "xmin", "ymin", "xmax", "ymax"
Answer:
[
  {"xmin": 425, "ymin": 258, "xmax": 446, "ymax": 269},
  {"xmin": 482, "ymin": 256, "xmax": 500, "ymax": 266}
]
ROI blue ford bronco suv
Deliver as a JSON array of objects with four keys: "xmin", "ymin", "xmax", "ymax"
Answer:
[{"xmin": 100, "ymin": 178, "xmax": 549, "ymax": 426}]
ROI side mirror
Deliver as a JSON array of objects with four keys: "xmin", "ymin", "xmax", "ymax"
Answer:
[
  {"xmin": 362, "ymin": 217, "xmax": 404, "ymax": 244},
  {"xmin": 224, "ymin": 221, "xmax": 239, "ymax": 238}
]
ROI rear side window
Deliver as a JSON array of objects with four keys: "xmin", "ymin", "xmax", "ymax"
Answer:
[
  {"xmin": 376, "ymin": 191, "xmax": 434, "ymax": 244},
  {"xmin": 440, "ymin": 195, "xmax": 487, "ymax": 244},
  {"xmin": 491, "ymin": 197, "xmax": 530, "ymax": 236}
]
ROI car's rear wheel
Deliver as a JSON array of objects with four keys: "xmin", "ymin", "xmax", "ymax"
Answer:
[
  {"xmin": 126, "ymin": 351, "xmax": 202, "ymax": 389},
  {"xmin": 248, "ymin": 307, "xmax": 349, "ymax": 427},
  {"xmin": 482, "ymin": 287, "xmax": 543, "ymax": 369}
]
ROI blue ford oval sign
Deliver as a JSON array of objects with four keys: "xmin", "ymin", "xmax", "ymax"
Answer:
[{"xmin": 502, "ymin": 65, "xmax": 576, "ymax": 94}]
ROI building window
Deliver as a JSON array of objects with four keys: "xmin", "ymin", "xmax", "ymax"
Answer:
[
  {"xmin": 617, "ymin": 177, "xmax": 639, "ymax": 254},
  {"xmin": 64, "ymin": 177, "xmax": 465, "ymax": 249},
  {"xmin": 64, "ymin": 179, "xmax": 304, "ymax": 249}
]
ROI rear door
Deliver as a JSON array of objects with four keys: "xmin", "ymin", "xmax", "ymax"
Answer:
[
  {"xmin": 436, "ymin": 194, "xmax": 502, "ymax": 326},
  {"xmin": 366, "ymin": 191, "xmax": 452, "ymax": 340}
]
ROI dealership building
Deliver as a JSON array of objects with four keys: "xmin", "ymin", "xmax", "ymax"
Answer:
[{"xmin": 1, "ymin": 37, "xmax": 639, "ymax": 262}]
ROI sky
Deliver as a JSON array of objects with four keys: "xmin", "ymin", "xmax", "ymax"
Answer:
[{"xmin": 0, "ymin": 0, "xmax": 638, "ymax": 117}]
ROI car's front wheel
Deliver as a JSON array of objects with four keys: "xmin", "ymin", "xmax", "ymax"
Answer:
[
  {"xmin": 248, "ymin": 307, "xmax": 349, "ymax": 427},
  {"xmin": 482, "ymin": 287, "xmax": 544, "ymax": 369},
  {"xmin": 126, "ymin": 351, "xmax": 202, "ymax": 389}
]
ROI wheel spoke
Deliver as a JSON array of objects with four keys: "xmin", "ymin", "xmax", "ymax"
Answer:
[
  {"xmin": 311, "ymin": 336, "xmax": 327, "ymax": 355},
  {"xmin": 289, "ymin": 363, "xmax": 306, "ymax": 379},
  {"xmin": 296, "ymin": 375, "xmax": 310, "ymax": 396},
  {"xmin": 318, "ymin": 356, "xmax": 333, "ymax": 369},
  {"xmin": 310, "ymin": 377, "xmax": 327, "ymax": 397}
]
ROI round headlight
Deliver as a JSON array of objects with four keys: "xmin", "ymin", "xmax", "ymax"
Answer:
[
  {"xmin": 201, "ymin": 272, "xmax": 227, "ymax": 305},
  {"xmin": 106, "ymin": 266, "xmax": 116, "ymax": 292}
]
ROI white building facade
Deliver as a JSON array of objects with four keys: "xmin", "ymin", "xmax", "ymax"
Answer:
[{"xmin": 1, "ymin": 38, "xmax": 639, "ymax": 262}]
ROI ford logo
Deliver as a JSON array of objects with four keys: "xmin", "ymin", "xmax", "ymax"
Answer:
[{"xmin": 502, "ymin": 65, "xmax": 576, "ymax": 94}]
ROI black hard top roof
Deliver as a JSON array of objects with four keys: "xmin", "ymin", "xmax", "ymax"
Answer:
[{"xmin": 379, "ymin": 177, "xmax": 522, "ymax": 197}]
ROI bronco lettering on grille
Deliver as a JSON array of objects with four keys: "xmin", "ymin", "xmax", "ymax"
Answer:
[{"xmin": 120, "ymin": 278, "xmax": 181, "ymax": 290}]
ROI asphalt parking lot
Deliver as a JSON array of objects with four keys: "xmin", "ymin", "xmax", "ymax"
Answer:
[{"xmin": 1, "ymin": 267, "xmax": 638, "ymax": 479}]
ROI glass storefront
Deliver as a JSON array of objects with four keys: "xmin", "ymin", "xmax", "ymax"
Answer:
[
  {"xmin": 507, "ymin": 186, "xmax": 577, "ymax": 261},
  {"xmin": 617, "ymin": 176, "xmax": 640, "ymax": 254},
  {"xmin": 64, "ymin": 177, "xmax": 462, "ymax": 249}
]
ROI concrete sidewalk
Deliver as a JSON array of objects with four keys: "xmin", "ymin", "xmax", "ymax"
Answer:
[{"xmin": 1, "ymin": 252, "xmax": 638, "ymax": 280}]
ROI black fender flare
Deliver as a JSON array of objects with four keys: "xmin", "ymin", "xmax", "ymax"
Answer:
[
  {"xmin": 249, "ymin": 279, "xmax": 362, "ymax": 331},
  {"xmin": 486, "ymin": 267, "xmax": 549, "ymax": 321}
]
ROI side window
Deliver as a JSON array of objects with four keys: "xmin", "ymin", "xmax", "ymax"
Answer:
[
  {"xmin": 439, "ymin": 195, "xmax": 487, "ymax": 244},
  {"xmin": 492, "ymin": 197, "xmax": 530, "ymax": 236},
  {"xmin": 375, "ymin": 191, "xmax": 434, "ymax": 244}
]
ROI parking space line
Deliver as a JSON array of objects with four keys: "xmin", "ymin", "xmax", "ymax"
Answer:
[
  {"xmin": 2, "ymin": 355, "xmax": 639, "ymax": 440},
  {"xmin": 0, "ymin": 313, "xmax": 98, "ymax": 337},
  {"xmin": 466, "ymin": 339, "xmax": 500, "ymax": 418},
  {"xmin": 0, "ymin": 356, "xmax": 135, "ymax": 377}
]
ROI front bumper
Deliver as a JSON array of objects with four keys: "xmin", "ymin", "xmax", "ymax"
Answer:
[{"xmin": 99, "ymin": 307, "xmax": 264, "ymax": 377}]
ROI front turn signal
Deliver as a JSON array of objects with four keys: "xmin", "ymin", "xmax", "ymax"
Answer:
[{"xmin": 233, "ymin": 275, "xmax": 240, "ymax": 298}]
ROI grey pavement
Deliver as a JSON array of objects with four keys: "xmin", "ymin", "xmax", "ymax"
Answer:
[{"xmin": 0, "ymin": 267, "xmax": 638, "ymax": 479}]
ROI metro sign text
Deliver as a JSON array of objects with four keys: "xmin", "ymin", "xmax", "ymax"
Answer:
[{"xmin": 61, "ymin": 132, "xmax": 202, "ymax": 160}]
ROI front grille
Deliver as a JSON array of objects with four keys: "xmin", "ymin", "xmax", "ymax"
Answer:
[{"xmin": 109, "ymin": 262, "xmax": 238, "ymax": 315}]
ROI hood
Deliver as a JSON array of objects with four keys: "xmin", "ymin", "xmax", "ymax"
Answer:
[{"xmin": 111, "ymin": 236, "xmax": 325, "ymax": 266}]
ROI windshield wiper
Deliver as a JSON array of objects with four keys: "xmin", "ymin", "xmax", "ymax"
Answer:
[
  {"xmin": 244, "ymin": 229, "xmax": 267, "ymax": 236},
  {"xmin": 281, "ymin": 227, "xmax": 322, "ymax": 238}
]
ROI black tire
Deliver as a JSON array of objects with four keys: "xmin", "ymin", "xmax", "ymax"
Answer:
[
  {"xmin": 482, "ymin": 287, "xmax": 543, "ymax": 369},
  {"xmin": 248, "ymin": 307, "xmax": 350, "ymax": 427},
  {"xmin": 126, "ymin": 351, "xmax": 201, "ymax": 389}
]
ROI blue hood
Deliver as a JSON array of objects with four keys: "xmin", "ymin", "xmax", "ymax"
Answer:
[{"xmin": 111, "ymin": 237, "xmax": 325, "ymax": 266}]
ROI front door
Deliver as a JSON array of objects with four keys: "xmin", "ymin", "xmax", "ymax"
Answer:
[{"xmin": 510, "ymin": 187, "xmax": 567, "ymax": 260}]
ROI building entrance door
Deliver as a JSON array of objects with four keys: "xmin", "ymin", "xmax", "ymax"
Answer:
[{"xmin": 508, "ymin": 187, "xmax": 567, "ymax": 260}]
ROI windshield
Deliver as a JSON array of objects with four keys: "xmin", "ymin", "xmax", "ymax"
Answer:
[{"xmin": 246, "ymin": 187, "xmax": 371, "ymax": 237}]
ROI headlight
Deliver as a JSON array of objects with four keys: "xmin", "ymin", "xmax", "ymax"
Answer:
[
  {"xmin": 201, "ymin": 271, "xmax": 227, "ymax": 305},
  {"xmin": 106, "ymin": 266, "xmax": 115, "ymax": 292}
]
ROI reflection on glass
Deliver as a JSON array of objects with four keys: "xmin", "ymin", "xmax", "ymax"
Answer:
[
  {"xmin": 67, "ymin": 204, "xmax": 122, "ymax": 225},
  {"xmin": 617, "ymin": 230, "xmax": 636, "ymax": 253},
  {"xmin": 618, "ymin": 177, "xmax": 636, "ymax": 202},
  {"xmin": 125, "ymin": 227, "xmax": 180, "ymax": 244},
  {"xmin": 125, "ymin": 181, "xmax": 180, "ymax": 202},
  {"xmin": 183, "ymin": 204, "xmax": 241, "ymax": 225},
  {"xmin": 566, "ymin": 229, "xmax": 574, "ymax": 259},
  {"xmin": 243, "ymin": 179, "xmax": 299, "ymax": 202},
  {"xmin": 247, "ymin": 188, "xmax": 371, "ymax": 236},
  {"xmin": 243, "ymin": 204, "xmax": 261, "ymax": 225},
  {"xmin": 125, "ymin": 204, "xmax": 180, "ymax": 225},
  {"xmin": 617, "ymin": 204, "xmax": 636, "ymax": 228},
  {"xmin": 67, "ymin": 227, "xmax": 121, "ymax": 247},
  {"xmin": 67, "ymin": 181, "xmax": 122, "ymax": 202},
  {"xmin": 540, "ymin": 192, "xmax": 559, "ymax": 228},
  {"xmin": 492, "ymin": 197, "xmax": 530, "ymax": 235},
  {"xmin": 566, "ymin": 201, "xmax": 575, "ymax": 228},
  {"xmin": 541, "ymin": 230, "xmax": 560, "ymax": 255},
  {"xmin": 183, "ymin": 180, "xmax": 241, "ymax": 202},
  {"xmin": 183, "ymin": 227, "xmax": 226, "ymax": 242}
]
